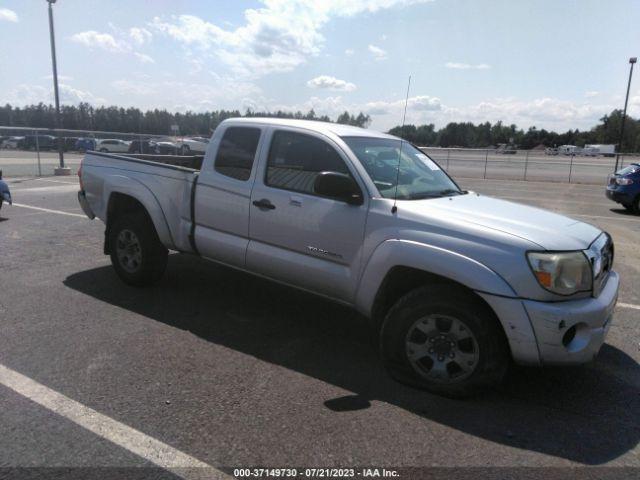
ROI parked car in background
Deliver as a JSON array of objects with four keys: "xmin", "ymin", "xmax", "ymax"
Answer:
[
  {"xmin": 96, "ymin": 139, "xmax": 131, "ymax": 153},
  {"xmin": 2, "ymin": 136, "xmax": 24, "ymax": 149},
  {"xmin": 75, "ymin": 138, "xmax": 97, "ymax": 152},
  {"xmin": 0, "ymin": 170, "xmax": 11, "ymax": 212},
  {"xmin": 62, "ymin": 137, "xmax": 80, "ymax": 151},
  {"xmin": 155, "ymin": 141, "xmax": 179, "ymax": 155},
  {"xmin": 22, "ymin": 135, "xmax": 57, "ymax": 150},
  {"xmin": 606, "ymin": 163, "xmax": 640, "ymax": 213},
  {"xmin": 128, "ymin": 139, "xmax": 159, "ymax": 154},
  {"xmin": 544, "ymin": 147, "xmax": 558, "ymax": 155},
  {"xmin": 177, "ymin": 136, "xmax": 209, "ymax": 155}
]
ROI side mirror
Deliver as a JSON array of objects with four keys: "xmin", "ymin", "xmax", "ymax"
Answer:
[{"xmin": 314, "ymin": 171, "xmax": 363, "ymax": 205}]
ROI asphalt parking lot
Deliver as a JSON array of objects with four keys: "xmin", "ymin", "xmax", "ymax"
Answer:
[{"xmin": 0, "ymin": 175, "xmax": 639, "ymax": 477}]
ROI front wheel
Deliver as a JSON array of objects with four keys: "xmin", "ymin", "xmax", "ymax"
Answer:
[
  {"xmin": 109, "ymin": 212, "xmax": 168, "ymax": 286},
  {"xmin": 99, "ymin": 148, "xmax": 109, "ymax": 153},
  {"xmin": 380, "ymin": 285, "xmax": 510, "ymax": 397}
]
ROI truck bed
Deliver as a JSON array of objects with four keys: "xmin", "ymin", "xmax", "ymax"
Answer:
[{"xmin": 90, "ymin": 151, "xmax": 204, "ymax": 171}]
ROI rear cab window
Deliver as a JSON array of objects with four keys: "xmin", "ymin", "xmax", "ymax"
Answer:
[{"xmin": 214, "ymin": 127, "xmax": 262, "ymax": 181}]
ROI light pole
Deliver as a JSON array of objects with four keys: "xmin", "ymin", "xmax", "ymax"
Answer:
[
  {"xmin": 614, "ymin": 57, "xmax": 637, "ymax": 172},
  {"xmin": 47, "ymin": 0, "xmax": 70, "ymax": 175}
]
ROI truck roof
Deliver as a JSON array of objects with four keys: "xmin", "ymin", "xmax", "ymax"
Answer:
[{"xmin": 221, "ymin": 117, "xmax": 395, "ymax": 139}]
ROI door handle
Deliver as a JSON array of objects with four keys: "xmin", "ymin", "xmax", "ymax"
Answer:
[{"xmin": 252, "ymin": 199, "xmax": 276, "ymax": 210}]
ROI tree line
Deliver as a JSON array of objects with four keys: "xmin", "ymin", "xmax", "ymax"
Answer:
[
  {"xmin": 389, "ymin": 109, "xmax": 640, "ymax": 152},
  {"xmin": 0, "ymin": 103, "xmax": 370, "ymax": 136},
  {"xmin": 1, "ymin": 102, "xmax": 638, "ymax": 151}
]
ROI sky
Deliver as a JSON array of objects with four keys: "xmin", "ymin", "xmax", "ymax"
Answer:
[{"xmin": 1, "ymin": 0, "xmax": 639, "ymax": 133}]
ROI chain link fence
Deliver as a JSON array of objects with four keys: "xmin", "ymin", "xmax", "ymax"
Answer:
[
  {"xmin": 1, "ymin": 126, "xmax": 637, "ymax": 184},
  {"xmin": 0, "ymin": 126, "xmax": 201, "ymax": 177},
  {"xmin": 420, "ymin": 147, "xmax": 637, "ymax": 185}
]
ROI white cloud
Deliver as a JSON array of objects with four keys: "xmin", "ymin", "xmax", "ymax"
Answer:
[
  {"xmin": 585, "ymin": 90, "xmax": 599, "ymax": 98},
  {"xmin": 151, "ymin": 1, "xmax": 430, "ymax": 76},
  {"xmin": 0, "ymin": 83, "xmax": 105, "ymax": 106},
  {"xmin": 307, "ymin": 75, "xmax": 356, "ymax": 91},
  {"xmin": 111, "ymin": 77, "xmax": 261, "ymax": 111},
  {"xmin": 134, "ymin": 52, "xmax": 155, "ymax": 64},
  {"xmin": 0, "ymin": 8, "xmax": 18, "ymax": 22},
  {"xmin": 344, "ymin": 48, "xmax": 355, "ymax": 56},
  {"xmin": 364, "ymin": 95, "xmax": 442, "ymax": 115},
  {"xmin": 129, "ymin": 27, "xmax": 152, "ymax": 45},
  {"xmin": 368, "ymin": 44, "xmax": 387, "ymax": 60},
  {"xmin": 445, "ymin": 62, "xmax": 491, "ymax": 70},
  {"xmin": 71, "ymin": 31, "xmax": 129, "ymax": 53}
]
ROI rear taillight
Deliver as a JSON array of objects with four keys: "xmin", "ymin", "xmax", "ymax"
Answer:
[{"xmin": 616, "ymin": 177, "xmax": 634, "ymax": 186}]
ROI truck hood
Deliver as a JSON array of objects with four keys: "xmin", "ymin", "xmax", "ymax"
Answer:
[{"xmin": 403, "ymin": 193, "xmax": 601, "ymax": 251}]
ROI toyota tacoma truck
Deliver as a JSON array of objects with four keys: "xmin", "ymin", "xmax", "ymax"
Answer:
[{"xmin": 77, "ymin": 118, "xmax": 619, "ymax": 396}]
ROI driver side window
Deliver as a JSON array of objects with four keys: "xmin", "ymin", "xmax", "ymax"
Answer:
[{"xmin": 266, "ymin": 130, "xmax": 350, "ymax": 195}]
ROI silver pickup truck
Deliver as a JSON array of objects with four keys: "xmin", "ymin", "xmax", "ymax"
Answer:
[{"xmin": 78, "ymin": 118, "xmax": 619, "ymax": 397}]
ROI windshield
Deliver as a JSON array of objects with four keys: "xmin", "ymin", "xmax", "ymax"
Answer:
[
  {"xmin": 617, "ymin": 164, "xmax": 639, "ymax": 176},
  {"xmin": 342, "ymin": 136, "xmax": 462, "ymax": 200}
]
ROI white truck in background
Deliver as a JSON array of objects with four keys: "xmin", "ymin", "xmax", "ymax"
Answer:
[{"xmin": 585, "ymin": 144, "xmax": 616, "ymax": 157}]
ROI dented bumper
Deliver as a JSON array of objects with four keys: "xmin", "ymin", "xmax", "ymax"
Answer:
[
  {"xmin": 522, "ymin": 271, "xmax": 619, "ymax": 365},
  {"xmin": 479, "ymin": 271, "xmax": 619, "ymax": 366}
]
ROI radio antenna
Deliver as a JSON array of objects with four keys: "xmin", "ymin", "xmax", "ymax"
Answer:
[{"xmin": 391, "ymin": 75, "xmax": 411, "ymax": 214}]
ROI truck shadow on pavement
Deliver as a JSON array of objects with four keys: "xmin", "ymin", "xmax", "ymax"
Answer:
[{"xmin": 64, "ymin": 254, "xmax": 640, "ymax": 465}]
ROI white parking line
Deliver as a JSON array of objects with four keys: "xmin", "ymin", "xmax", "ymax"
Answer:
[
  {"xmin": 618, "ymin": 302, "xmax": 640, "ymax": 311},
  {"xmin": 11, "ymin": 203, "xmax": 86, "ymax": 218},
  {"xmin": 0, "ymin": 363, "xmax": 228, "ymax": 480}
]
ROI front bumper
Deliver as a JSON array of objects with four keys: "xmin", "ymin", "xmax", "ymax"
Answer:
[
  {"xmin": 523, "ymin": 271, "xmax": 619, "ymax": 365},
  {"xmin": 77, "ymin": 190, "xmax": 95, "ymax": 219},
  {"xmin": 480, "ymin": 271, "xmax": 619, "ymax": 366},
  {"xmin": 606, "ymin": 187, "xmax": 633, "ymax": 205}
]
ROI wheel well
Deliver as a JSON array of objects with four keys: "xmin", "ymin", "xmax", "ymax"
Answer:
[
  {"xmin": 104, "ymin": 193, "xmax": 151, "ymax": 254},
  {"xmin": 370, "ymin": 266, "xmax": 499, "ymax": 330}
]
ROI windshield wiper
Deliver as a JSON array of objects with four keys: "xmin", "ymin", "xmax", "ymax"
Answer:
[{"xmin": 438, "ymin": 189, "xmax": 464, "ymax": 196}]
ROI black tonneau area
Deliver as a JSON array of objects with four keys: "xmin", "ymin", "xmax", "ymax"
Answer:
[{"xmin": 89, "ymin": 151, "xmax": 204, "ymax": 171}]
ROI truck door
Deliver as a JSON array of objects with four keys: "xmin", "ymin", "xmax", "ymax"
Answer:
[
  {"xmin": 194, "ymin": 125, "xmax": 263, "ymax": 267},
  {"xmin": 247, "ymin": 128, "xmax": 368, "ymax": 303}
]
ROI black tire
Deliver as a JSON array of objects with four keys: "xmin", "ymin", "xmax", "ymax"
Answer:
[
  {"xmin": 100, "ymin": 148, "xmax": 109, "ymax": 153},
  {"xmin": 180, "ymin": 145, "xmax": 191, "ymax": 156},
  {"xmin": 380, "ymin": 285, "xmax": 510, "ymax": 398},
  {"xmin": 630, "ymin": 196, "xmax": 640, "ymax": 214},
  {"xmin": 109, "ymin": 212, "xmax": 168, "ymax": 287}
]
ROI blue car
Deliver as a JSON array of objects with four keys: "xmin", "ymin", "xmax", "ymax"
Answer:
[
  {"xmin": 0, "ymin": 170, "xmax": 12, "ymax": 212},
  {"xmin": 75, "ymin": 137, "xmax": 96, "ymax": 152},
  {"xmin": 606, "ymin": 163, "xmax": 640, "ymax": 213}
]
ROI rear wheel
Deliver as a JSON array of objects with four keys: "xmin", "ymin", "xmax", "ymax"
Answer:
[
  {"xmin": 380, "ymin": 285, "xmax": 510, "ymax": 397},
  {"xmin": 109, "ymin": 212, "xmax": 168, "ymax": 286},
  {"xmin": 99, "ymin": 148, "xmax": 109, "ymax": 153}
]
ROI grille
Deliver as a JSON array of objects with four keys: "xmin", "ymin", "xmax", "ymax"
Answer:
[{"xmin": 591, "ymin": 234, "xmax": 613, "ymax": 297}]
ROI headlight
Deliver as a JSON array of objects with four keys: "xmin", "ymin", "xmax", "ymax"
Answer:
[{"xmin": 527, "ymin": 251, "xmax": 592, "ymax": 295}]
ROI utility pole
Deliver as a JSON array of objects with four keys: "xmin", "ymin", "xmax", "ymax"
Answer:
[
  {"xmin": 614, "ymin": 57, "xmax": 637, "ymax": 172},
  {"xmin": 47, "ymin": 0, "xmax": 70, "ymax": 175}
]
